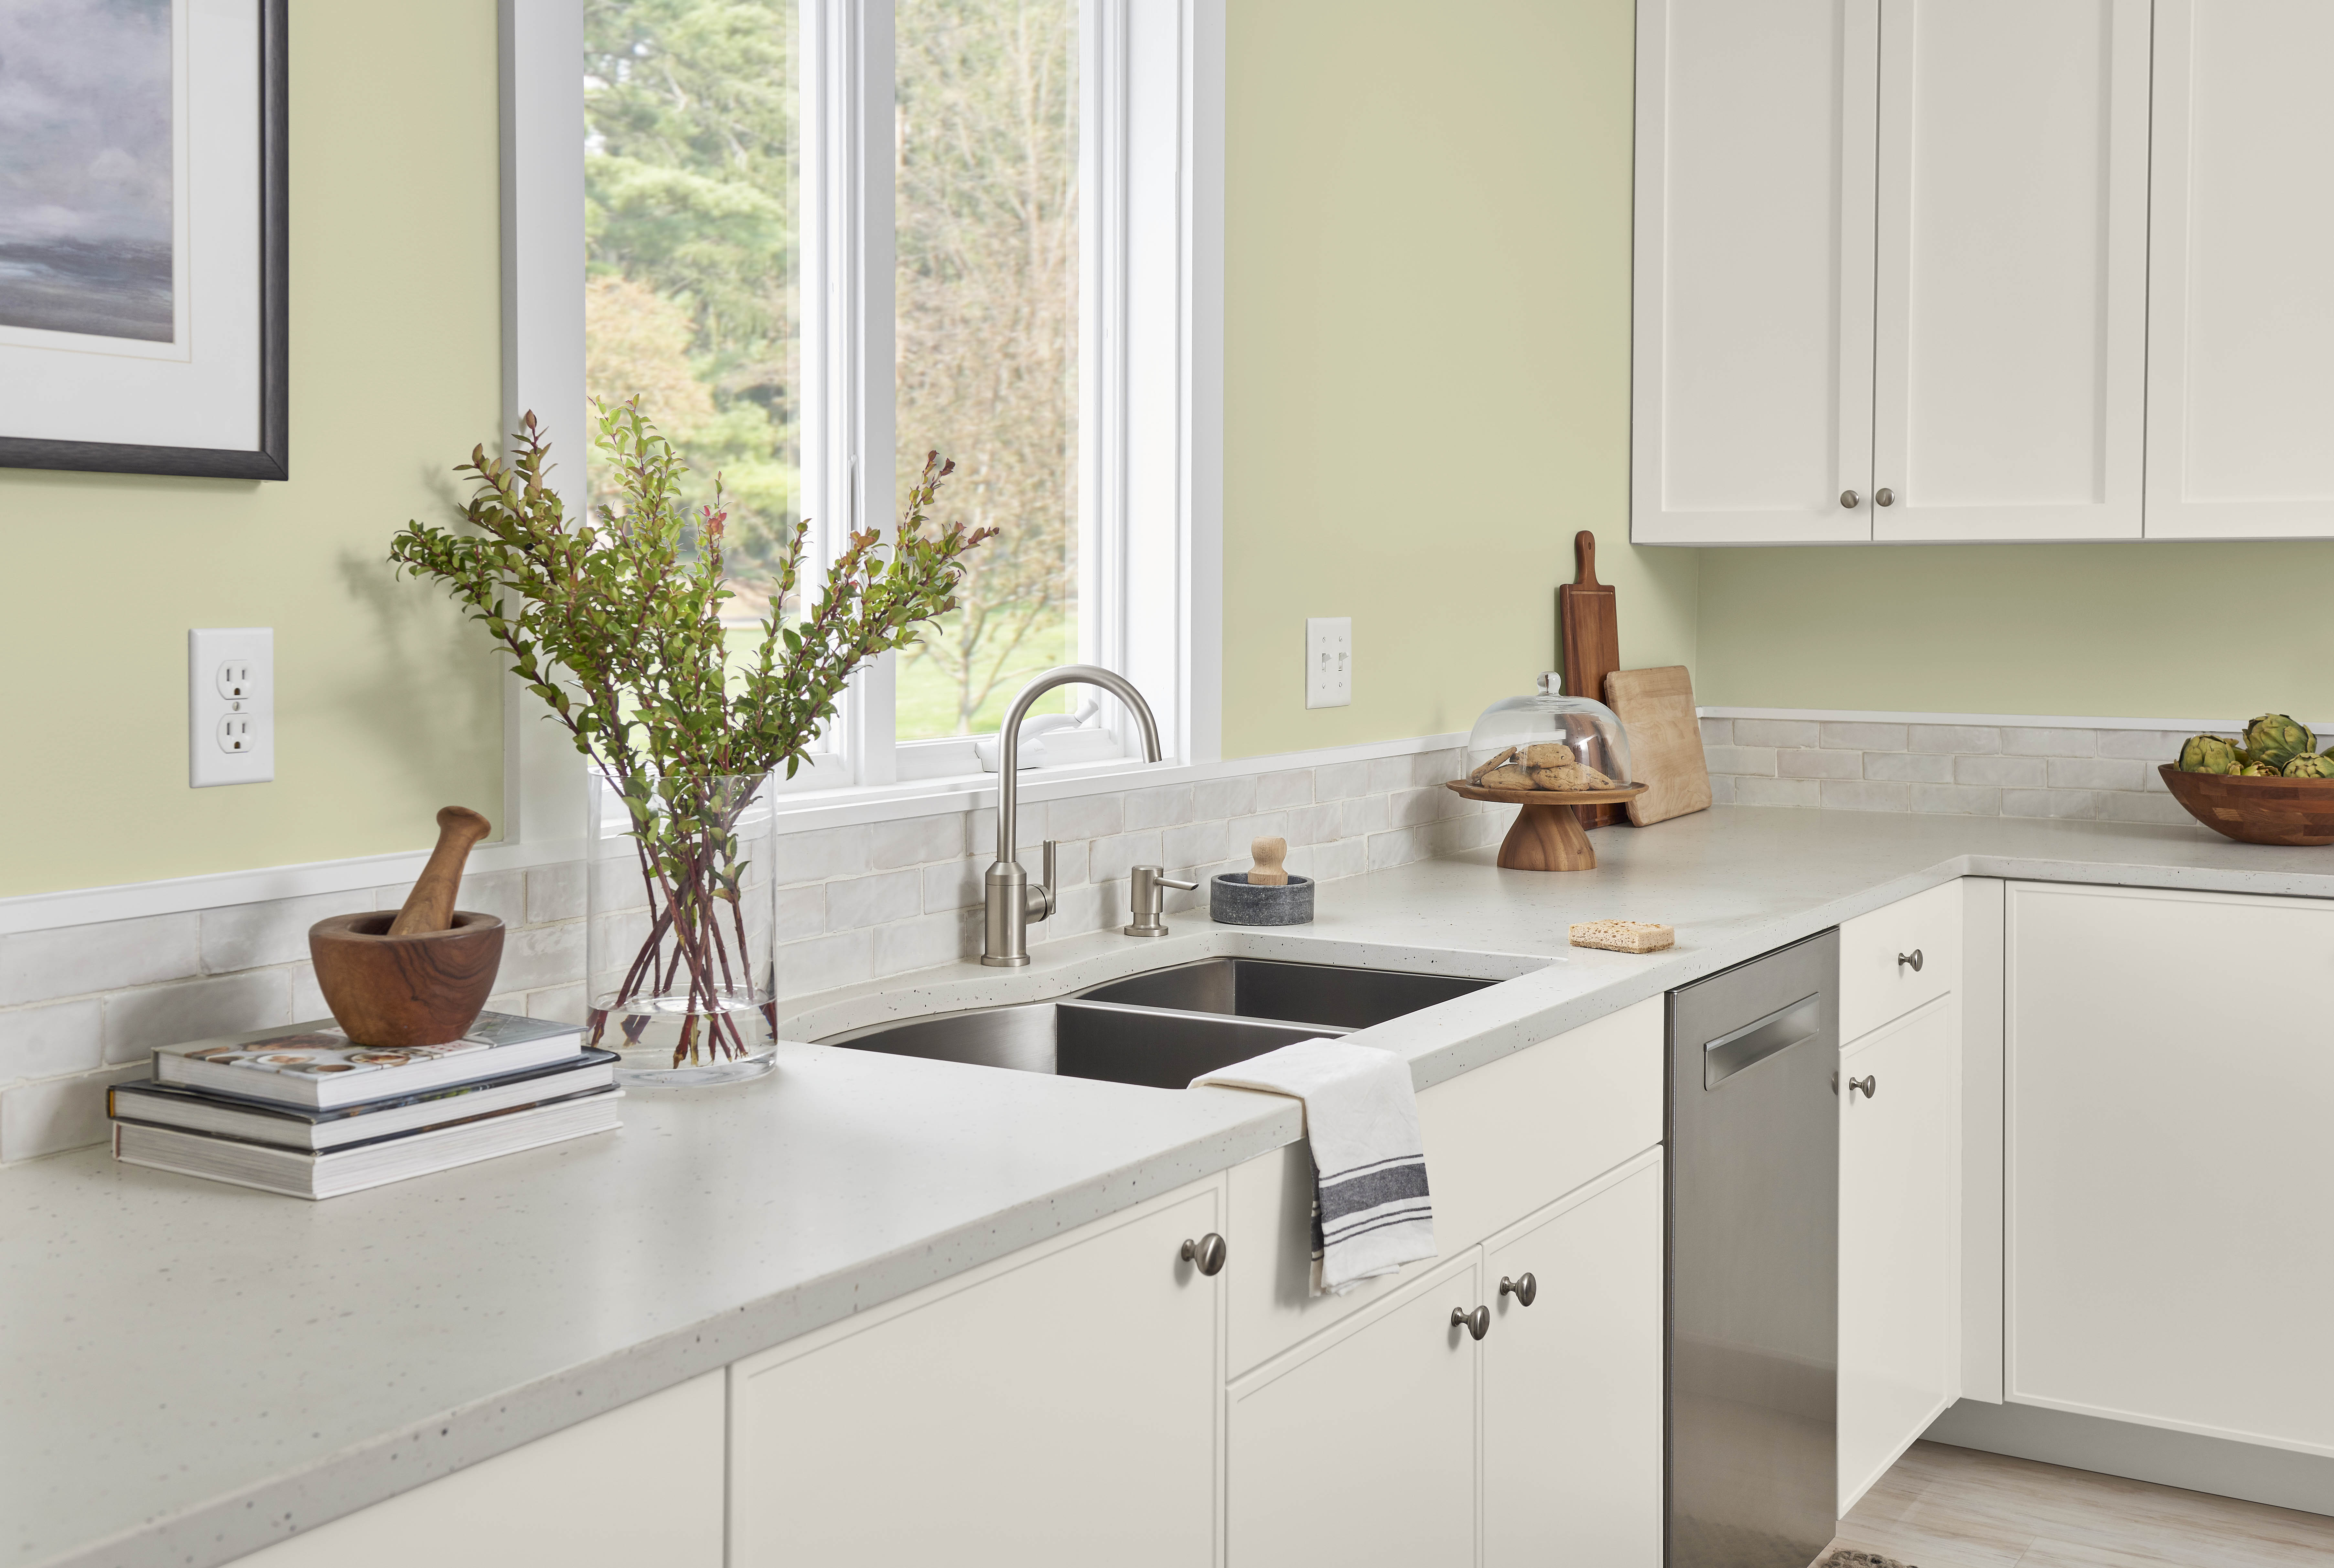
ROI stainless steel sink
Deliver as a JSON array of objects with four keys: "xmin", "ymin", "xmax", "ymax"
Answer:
[
  {"xmin": 1074, "ymin": 957, "xmax": 1492, "ymax": 1031},
  {"xmin": 818, "ymin": 1000, "xmax": 1345, "ymax": 1090},
  {"xmin": 819, "ymin": 959, "xmax": 1493, "ymax": 1089}
]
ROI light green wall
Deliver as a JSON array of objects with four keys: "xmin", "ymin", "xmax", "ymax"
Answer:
[
  {"xmin": 0, "ymin": 1, "xmax": 505, "ymax": 898},
  {"xmin": 1696, "ymin": 542, "xmax": 2334, "ymax": 720},
  {"xmin": 1221, "ymin": 0, "xmax": 1699, "ymax": 757}
]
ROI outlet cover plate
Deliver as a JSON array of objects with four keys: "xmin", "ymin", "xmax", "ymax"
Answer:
[
  {"xmin": 1306, "ymin": 617, "xmax": 1352, "ymax": 709},
  {"xmin": 189, "ymin": 627, "xmax": 274, "ymax": 787}
]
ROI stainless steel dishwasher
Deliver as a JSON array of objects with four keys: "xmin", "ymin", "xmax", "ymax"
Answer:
[{"xmin": 1667, "ymin": 928, "xmax": 1839, "ymax": 1568}]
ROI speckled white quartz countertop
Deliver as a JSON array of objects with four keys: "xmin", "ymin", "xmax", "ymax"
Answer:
[{"xmin": 13, "ymin": 805, "xmax": 2334, "ymax": 1568}]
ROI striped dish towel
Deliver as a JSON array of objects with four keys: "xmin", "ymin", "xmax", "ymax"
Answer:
[{"xmin": 1192, "ymin": 1038, "xmax": 1436, "ymax": 1295}]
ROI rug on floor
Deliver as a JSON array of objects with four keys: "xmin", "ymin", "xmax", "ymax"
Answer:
[{"xmin": 1819, "ymin": 1552, "xmax": 1916, "ymax": 1568}]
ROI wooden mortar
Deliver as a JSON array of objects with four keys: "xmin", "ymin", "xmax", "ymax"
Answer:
[{"xmin": 309, "ymin": 807, "xmax": 503, "ymax": 1047}]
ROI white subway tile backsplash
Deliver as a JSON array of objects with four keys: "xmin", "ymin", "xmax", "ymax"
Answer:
[
  {"xmin": 1861, "ymin": 752, "xmax": 1955, "ymax": 784},
  {"xmin": 1313, "ymin": 760, "xmax": 1374, "ymax": 800},
  {"xmin": 1820, "ymin": 779, "xmax": 1908, "ymax": 813},
  {"xmin": 1955, "ymin": 755, "xmax": 2047, "ymax": 788},
  {"xmin": 1254, "ymin": 769, "xmax": 1316, "ymax": 811},
  {"xmin": 0, "ymin": 1065, "xmax": 144, "ymax": 1164},
  {"xmin": 1121, "ymin": 784, "xmax": 1195, "ymax": 831},
  {"xmin": 923, "ymin": 857, "xmax": 984, "ymax": 914},
  {"xmin": 0, "ymin": 998, "xmax": 103, "ymax": 1081},
  {"xmin": 773, "ymin": 884, "xmax": 827, "ymax": 943},
  {"xmin": 870, "ymin": 813, "xmax": 965, "ymax": 869},
  {"xmin": 1818, "ymin": 722, "xmax": 1908, "ymax": 751},
  {"xmin": 1778, "ymin": 749, "xmax": 1861, "ymax": 780},
  {"xmin": 1191, "ymin": 774, "xmax": 1257, "ymax": 821},
  {"xmin": 489, "ymin": 918, "xmax": 588, "ymax": 994},
  {"xmin": 1732, "ymin": 719, "xmax": 1818, "ymax": 748},
  {"xmin": 0, "ymin": 914, "xmax": 199, "ymax": 1008},
  {"xmin": 102, "ymin": 970, "xmax": 292, "ymax": 1062},
  {"xmin": 776, "ymin": 928, "xmax": 873, "ymax": 1000},
  {"xmin": 1907, "ymin": 725, "xmax": 1995, "ymax": 754},
  {"xmin": 1089, "ymin": 830, "xmax": 1166, "ymax": 885},
  {"xmin": 2001, "ymin": 727, "xmax": 2096, "ymax": 757},
  {"xmin": 1165, "ymin": 819, "xmax": 1232, "ymax": 871},
  {"xmin": 1046, "ymin": 793, "xmax": 1124, "ymax": 842},
  {"xmin": 1697, "ymin": 718, "xmax": 1734, "ymax": 748},
  {"xmin": 2096, "ymin": 729, "xmax": 2190, "ymax": 761},
  {"xmin": 1703, "ymin": 745, "xmax": 1779, "ymax": 777},
  {"xmin": 826, "ymin": 869, "xmax": 924, "ymax": 931},
  {"xmin": 776, "ymin": 824, "xmax": 875, "ymax": 884},
  {"xmin": 2047, "ymin": 757, "xmax": 2145, "ymax": 791},
  {"xmin": 1365, "ymin": 757, "xmax": 1414, "ymax": 796},
  {"xmin": 199, "ymin": 890, "xmax": 373, "ymax": 973},
  {"xmin": 1733, "ymin": 777, "xmax": 1821, "ymax": 808},
  {"xmin": 874, "ymin": 908, "xmax": 980, "ymax": 974},
  {"xmin": 526, "ymin": 861, "xmax": 588, "ymax": 925},
  {"xmin": 1707, "ymin": 773, "xmax": 1735, "ymax": 804}
]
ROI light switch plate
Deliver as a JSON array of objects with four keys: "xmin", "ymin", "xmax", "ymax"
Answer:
[
  {"xmin": 1306, "ymin": 617, "xmax": 1352, "ymax": 709},
  {"xmin": 189, "ymin": 628, "xmax": 274, "ymax": 787}
]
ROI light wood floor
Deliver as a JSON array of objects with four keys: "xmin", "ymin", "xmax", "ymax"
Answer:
[{"xmin": 1828, "ymin": 1440, "xmax": 2334, "ymax": 1568}]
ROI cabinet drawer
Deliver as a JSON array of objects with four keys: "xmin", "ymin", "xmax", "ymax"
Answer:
[
  {"xmin": 1840, "ymin": 880, "xmax": 1960, "ymax": 1040},
  {"xmin": 1225, "ymin": 996, "xmax": 1663, "ymax": 1378}
]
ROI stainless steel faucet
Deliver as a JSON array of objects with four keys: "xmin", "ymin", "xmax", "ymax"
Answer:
[{"xmin": 982, "ymin": 665, "xmax": 1166, "ymax": 966}]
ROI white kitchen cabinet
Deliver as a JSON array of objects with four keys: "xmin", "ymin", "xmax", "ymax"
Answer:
[
  {"xmin": 1634, "ymin": 0, "xmax": 2149, "ymax": 546},
  {"xmin": 728, "ymin": 1181, "xmax": 1223, "ymax": 1568},
  {"xmin": 1631, "ymin": 0, "xmax": 1878, "ymax": 545},
  {"xmin": 229, "ymin": 1372, "xmax": 724, "ymax": 1568},
  {"xmin": 1225, "ymin": 996, "xmax": 1663, "ymax": 1378},
  {"xmin": 1868, "ymin": 0, "xmax": 2150, "ymax": 542},
  {"xmin": 2144, "ymin": 0, "xmax": 2334, "ymax": 539},
  {"xmin": 1483, "ymin": 1149, "xmax": 1665, "ymax": 1568},
  {"xmin": 1226, "ymin": 1249, "xmax": 1482, "ymax": 1565},
  {"xmin": 1838, "ymin": 993, "xmax": 1961, "ymax": 1513},
  {"xmin": 2006, "ymin": 882, "xmax": 2334, "ymax": 1458}
]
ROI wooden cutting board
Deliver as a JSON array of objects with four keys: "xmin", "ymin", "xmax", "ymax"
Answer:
[
  {"xmin": 1602, "ymin": 665, "xmax": 1712, "ymax": 827},
  {"xmin": 1556, "ymin": 530, "xmax": 1623, "ymax": 828}
]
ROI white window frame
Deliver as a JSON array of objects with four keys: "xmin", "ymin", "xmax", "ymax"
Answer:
[{"xmin": 501, "ymin": 0, "xmax": 1220, "ymax": 838}]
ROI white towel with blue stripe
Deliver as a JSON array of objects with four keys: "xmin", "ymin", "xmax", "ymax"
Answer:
[{"xmin": 1192, "ymin": 1038, "xmax": 1436, "ymax": 1295}]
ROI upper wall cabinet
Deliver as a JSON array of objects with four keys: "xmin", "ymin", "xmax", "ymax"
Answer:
[
  {"xmin": 2143, "ymin": 0, "xmax": 2334, "ymax": 539},
  {"xmin": 1632, "ymin": 0, "xmax": 2152, "ymax": 546}
]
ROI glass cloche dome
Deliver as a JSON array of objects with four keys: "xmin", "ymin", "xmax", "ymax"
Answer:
[{"xmin": 1463, "ymin": 673, "xmax": 1632, "ymax": 790}]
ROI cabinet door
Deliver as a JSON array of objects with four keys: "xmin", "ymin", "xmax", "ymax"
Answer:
[
  {"xmin": 1227, "ymin": 1249, "xmax": 1480, "ymax": 1564},
  {"xmin": 1869, "ymin": 0, "xmax": 2150, "ymax": 542},
  {"xmin": 1631, "ymin": 0, "xmax": 1878, "ymax": 545},
  {"xmin": 1839, "ymin": 994, "xmax": 1959, "ymax": 1513},
  {"xmin": 730, "ymin": 1186, "xmax": 1222, "ymax": 1568},
  {"xmin": 2006, "ymin": 883, "xmax": 2334, "ymax": 1457},
  {"xmin": 1483, "ymin": 1151, "xmax": 1663, "ymax": 1568},
  {"xmin": 2144, "ymin": 0, "xmax": 2334, "ymax": 539}
]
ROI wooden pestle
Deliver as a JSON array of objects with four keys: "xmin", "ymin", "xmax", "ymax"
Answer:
[
  {"xmin": 387, "ymin": 806, "xmax": 494, "ymax": 936},
  {"xmin": 1247, "ymin": 836, "xmax": 1289, "ymax": 886}
]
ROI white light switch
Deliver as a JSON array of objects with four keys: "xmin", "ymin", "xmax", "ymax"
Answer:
[
  {"xmin": 1306, "ymin": 617, "xmax": 1352, "ymax": 709},
  {"xmin": 189, "ymin": 628, "xmax": 274, "ymax": 787}
]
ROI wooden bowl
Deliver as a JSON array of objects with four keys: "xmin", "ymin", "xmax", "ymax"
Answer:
[
  {"xmin": 307, "ymin": 911, "xmax": 505, "ymax": 1047},
  {"xmin": 2158, "ymin": 764, "xmax": 2334, "ymax": 846}
]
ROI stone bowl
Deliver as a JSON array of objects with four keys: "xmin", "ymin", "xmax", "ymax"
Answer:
[
  {"xmin": 307, "ymin": 911, "xmax": 505, "ymax": 1047},
  {"xmin": 1210, "ymin": 873, "xmax": 1314, "ymax": 927}
]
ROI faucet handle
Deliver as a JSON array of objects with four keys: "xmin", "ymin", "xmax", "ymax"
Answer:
[{"xmin": 1027, "ymin": 840, "xmax": 1058, "ymax": 922}]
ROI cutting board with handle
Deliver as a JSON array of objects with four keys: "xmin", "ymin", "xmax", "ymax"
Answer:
[
  {"xmin": 1602, "ymin": 665, "xmax": 1711, "ymax": 827},
  {"xmin": 1557, "ymin": 530, "xmax": 1623, "ymax": 827}
]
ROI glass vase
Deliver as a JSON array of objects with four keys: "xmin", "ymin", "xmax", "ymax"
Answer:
[{"xmin": 586, "ymin": 773, "xmax": 778, "ymax": 1086}]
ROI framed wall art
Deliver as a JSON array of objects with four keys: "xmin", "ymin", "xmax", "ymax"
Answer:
[{"xmin": 0, "ymin": 0, "xmax": 287, "ymax": 480}]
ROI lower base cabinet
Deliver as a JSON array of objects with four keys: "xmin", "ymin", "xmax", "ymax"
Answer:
[
  {"xmin": 728, "ymin": 1183, "xmax": 1224, "ymax": 1568},
  {"xmin": 1485, "ymin": 1149, "xmax": 1664, "ymax": 1566},
  {"xmin": 1839, "ymin": 993, "xmax": 1961, "ymax": 1513},
  {"xmin": 1226, "ymin": 1149, "xmax": 1665, "ymax": 1566},
  {"xmin": 1227, "ymin": 1250, "xmax": 1483, "ymax": 1563}
]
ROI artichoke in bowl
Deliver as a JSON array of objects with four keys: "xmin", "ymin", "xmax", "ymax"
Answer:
[
  {"xmin": 2284, "ymin": 752, "xmax": 2334, "ymax": 779},
  {"xmin": 2241, "ymin": 759, "xmax": 2283, "ymax": 777},
  {"xmin": 2177, "ymin": 734, "xmax": 2244, "ymax": 775},
  {"xmin": 2243, "ymin": 714, "xmax": 2317, "ymax": 768}
]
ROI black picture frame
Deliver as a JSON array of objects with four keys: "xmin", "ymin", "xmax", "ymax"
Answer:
[{"xmin": 0, "ymin": 0, "xmax": 288, "ymax": 481}]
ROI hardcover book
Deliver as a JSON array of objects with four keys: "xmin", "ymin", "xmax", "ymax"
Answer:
[
  {"xmin": 151, "ymin": 1012, "xmax": 586, "ymax": 1110},
  {"xmin": 108, "ymin": 1051, "xmax": 619, "ymax": 1151}
]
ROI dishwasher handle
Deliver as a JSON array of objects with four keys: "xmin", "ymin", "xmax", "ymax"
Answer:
[{"xmin": 1700, "ymin": 992, "xmax": 1823, "ymax": 1089}]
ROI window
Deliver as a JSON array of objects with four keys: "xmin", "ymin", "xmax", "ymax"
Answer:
[{"xmin": 565, "ymin": 0, "xmax": 1217, "ymax": 800}]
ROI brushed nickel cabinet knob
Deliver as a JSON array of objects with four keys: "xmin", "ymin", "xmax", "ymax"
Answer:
[
  {"xmin": 1180, "ymin": 1233, "xmax": 1227, "ymax": 1276},
  {"xmin": 1849, "ymin": 1074, "xmax": 1877, "ymax": 1099},
  {"xmin": 1876, "ymin": 487, "xmax": 1895, "ymax": 507},
  {"xmin": 1500, "ymin": 1273, "xmax": 1538, "ymax": 1307},
  {"xmin": 1452, "ymin": 1305, "xmax": 1490, "ymax": 1341},
  {"xmin": 1841, "ymin": 490, "xmax": 1861, "ymax": 509}
]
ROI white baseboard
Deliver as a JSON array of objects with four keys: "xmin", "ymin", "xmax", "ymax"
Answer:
[{"xmin": 1924, "ymin": 1398, "xmax": 2334, "ymax": 1519}]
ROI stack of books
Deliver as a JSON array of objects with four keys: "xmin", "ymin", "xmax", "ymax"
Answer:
[{"xmin": 107, "ymin": 1011, "xmax": 622, "ymax": 1199}]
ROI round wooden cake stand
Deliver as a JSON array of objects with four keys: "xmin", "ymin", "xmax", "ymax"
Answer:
[{"xmin": 1444, "ymin": 781, "xmax": 1649, "ymax": 872}]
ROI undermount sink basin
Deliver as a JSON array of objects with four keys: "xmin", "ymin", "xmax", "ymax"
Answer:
[
  {"xmin": 819, "ymin": 959, "xmax": 1495, "ymax": 1089},
  {"xmin": 1074, "ymin": 957, "xmax": 1492, "ymax": 1031}
]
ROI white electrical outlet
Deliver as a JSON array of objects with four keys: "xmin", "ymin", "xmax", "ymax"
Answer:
[
  {"xmin": 1306, "ymin": 617, "xmax": 1352, "ymax": 709},
  {"xmin": 189, "ymin": 628, "xmax": 274, "ymax": 787}
]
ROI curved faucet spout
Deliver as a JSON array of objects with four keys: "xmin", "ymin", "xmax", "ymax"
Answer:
[{"xmin": 983, "ymin": 665, "xmax": 1167, "ymax": 966}]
